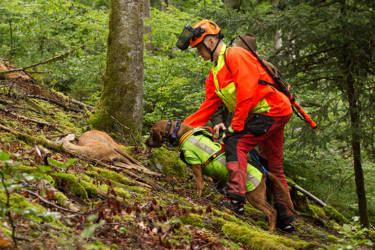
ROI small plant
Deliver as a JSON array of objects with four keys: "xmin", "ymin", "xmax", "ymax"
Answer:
[{"xmin": 336, "ymin": 217, "xmax": 374, "ymax": 249}]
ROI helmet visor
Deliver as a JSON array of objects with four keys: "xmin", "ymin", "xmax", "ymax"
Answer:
[{"xmin": 176, "ymin": 24, "xmax": 194, "ymax": 50}]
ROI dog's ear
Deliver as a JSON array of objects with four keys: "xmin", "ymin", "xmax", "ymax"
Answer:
[{"xmin": 151, "ymin": 128, "xmax": 164, "ymax": 146}]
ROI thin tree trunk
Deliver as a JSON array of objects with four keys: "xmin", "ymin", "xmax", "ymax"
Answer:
[
  {"xmin": 340, "ymin": 0, "xmax": 369, "ymax": 227},
  {"xmin": 144, "ymin": 0, "xmax": 153, "ymax": 50},
  {"xmin": 346, "ymin": 75, "xmax": 369, "ymax": 227}
]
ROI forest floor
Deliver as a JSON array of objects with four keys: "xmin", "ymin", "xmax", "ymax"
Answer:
[{"xmin": 0, "ymin": 59, "xmax": 374, "ymax": 249}]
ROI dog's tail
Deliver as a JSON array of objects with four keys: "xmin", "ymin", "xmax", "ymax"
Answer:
[{"xmin": 267, "ymin": 173, "xmax": 297, "ymax": 214}]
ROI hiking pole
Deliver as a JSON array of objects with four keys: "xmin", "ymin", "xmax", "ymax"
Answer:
[{"xmin": 238, "ymin": 35, "xmax": 317, "ymax": 129}]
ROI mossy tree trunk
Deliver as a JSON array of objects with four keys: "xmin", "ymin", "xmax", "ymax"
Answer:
[{"xmin": 92, "ymin": 0, "xmax": 144, "ymax": 140}]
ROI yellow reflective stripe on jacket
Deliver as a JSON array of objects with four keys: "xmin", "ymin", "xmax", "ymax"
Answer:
[{"xmin": 212, "ymin": 44, "xmax": 271, "ymax": 114}]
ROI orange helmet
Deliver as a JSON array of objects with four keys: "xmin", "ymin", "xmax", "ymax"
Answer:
[{"xmin": 190, "ymin": 20, "xmax": 221, "ymax": 48}]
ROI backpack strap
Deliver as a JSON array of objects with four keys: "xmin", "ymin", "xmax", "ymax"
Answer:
[{"xmin": 224, "ymin": 47, "xmax": 232, "ymax": 74}]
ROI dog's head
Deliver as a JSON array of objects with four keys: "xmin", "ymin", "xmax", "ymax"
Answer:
[{"xmin": 145, "ymin": 120, "xmax": 169, "ymax": 148}]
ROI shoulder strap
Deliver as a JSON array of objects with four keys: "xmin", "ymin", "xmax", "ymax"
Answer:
[{"xmin": 224, "ymin": 47, "xmax": 232, "ymax": 74}]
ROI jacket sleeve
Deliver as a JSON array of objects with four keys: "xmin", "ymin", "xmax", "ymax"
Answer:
[
  {"xmin": 226, "ymin": 49, "xmax": 261, "ymax": 132},
  {"xmin": 184, "ymin": 71, "xmax": 222, "ymax": 127}
]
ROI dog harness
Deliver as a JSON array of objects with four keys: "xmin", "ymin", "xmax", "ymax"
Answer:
[{"xmin": 178, "ymin": 127, "xmax": 262, "ymax": 192}]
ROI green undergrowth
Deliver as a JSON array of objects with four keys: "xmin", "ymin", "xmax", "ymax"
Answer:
[{"xmin": 0, "ymin": 190, "xmax": 63, "ymax": 226}]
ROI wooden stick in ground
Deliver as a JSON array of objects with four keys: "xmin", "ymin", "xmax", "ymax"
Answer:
[
  {"xmin": 1, "ymin": 44, "xmax": 86, "ymax": 74},
  {"xmin": 292, "ymin": 184, "xmax": 327, "ymax": 207}
]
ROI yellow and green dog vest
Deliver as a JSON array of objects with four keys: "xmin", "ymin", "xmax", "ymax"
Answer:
[{"xmin": 179, "ymin": 128, "xmax": 262, "ymax": 192}]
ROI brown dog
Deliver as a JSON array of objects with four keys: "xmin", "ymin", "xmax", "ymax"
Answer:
[
  {"xmin": 58, "ymin": 130, "xmax": 161, "ymax": 177},
  {"xmin": 146, "ymin": 120, "xmax": 295, "ymax": 232}
]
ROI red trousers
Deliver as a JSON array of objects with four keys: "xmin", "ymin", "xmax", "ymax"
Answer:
[{"xmin": 224, "ymin": 114, "xmax": 293, "ymax": 215}]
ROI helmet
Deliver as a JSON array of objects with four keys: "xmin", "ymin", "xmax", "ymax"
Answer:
[{"xmin": 190, "ymin": 20, "xmax": 221, "ymax": 48}]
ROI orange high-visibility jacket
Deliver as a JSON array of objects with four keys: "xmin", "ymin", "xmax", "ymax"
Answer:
[{"xmin": 184, "ymin": 45, "xmax": 292, "ymax": 132}]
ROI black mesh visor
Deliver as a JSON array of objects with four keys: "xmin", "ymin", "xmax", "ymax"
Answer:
[
  {"xmin": 176, "ymin": 24, "xmax": 194, "ymax": 50},
  {"xmin": 176, "ymin": 25, "xmax": 206, "ymax": 50}
]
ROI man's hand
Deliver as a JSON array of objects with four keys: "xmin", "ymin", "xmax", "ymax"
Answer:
[{"xmin": 213, "ymin": 123, "xmax": 226, "ymax": 138}]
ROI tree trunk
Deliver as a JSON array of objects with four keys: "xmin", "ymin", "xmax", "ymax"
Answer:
[
  {"xmin": 340, "ymin": 0, "xmax": 369, "ymax": 227},
  {"xmin": 346, "ymin": 73, "xmax": 369, "ymax": 227},
  {"xmin": 92, "ymin": 0, "xmax": 144, "ymax": 140},
  {"xmin": 144, "ymin": 0, "xmax": 153, "ymax": 50}
]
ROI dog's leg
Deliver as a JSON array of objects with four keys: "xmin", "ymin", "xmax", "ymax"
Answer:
[
  {"xmin": 246, "ymin": 175, "xmax": 277, "ymax": 232},
  {"xmin": 267, "ymin": 173, "xmax": 297, "ymax": 214},
  {"xmin": 191, "ymin": 164, "xmax": 204, "ymax": 197}
]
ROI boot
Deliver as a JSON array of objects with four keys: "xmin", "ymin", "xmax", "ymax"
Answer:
[
  {"xmin": 275, "ymin": 202, "xmax": 294, "ymax": 232},
  {"xmin": 220, "ymin": 196, "xmax": 245, "ymax": 215}
]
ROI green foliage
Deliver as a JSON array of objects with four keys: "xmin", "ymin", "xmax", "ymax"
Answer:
[
  {"xmin": 143, "ymin": 7, "xmax": 210, "ymax": 131},
  {"xmin": 336, "ymin": 218, "xmax": 374, "ymax": 248},
  {"xmin": 0, "ymin": 151, "xmax": 62, "ymax": 225},
  {"xmin": 0, "ymin": 0, "xmax": 108, "ymax": 101}
]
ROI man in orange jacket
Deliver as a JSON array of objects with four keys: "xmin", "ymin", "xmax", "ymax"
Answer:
[{"xmin": 176, "ymin": 20, "xmax": 294, "ymax": 231}]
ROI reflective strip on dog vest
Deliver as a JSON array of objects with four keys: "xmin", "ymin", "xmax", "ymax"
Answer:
[
  {"xmin": 212, "ymin": 44, "xmax": 271, "ymax": 114},
  {"xmin": 179, "ymin": 128, "xmax": 262, "ymax": 192}
]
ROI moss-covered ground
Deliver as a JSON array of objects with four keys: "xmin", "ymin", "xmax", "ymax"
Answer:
[{"xmin": 0, "ymin": 68, "xmax": 374, "ymax": 249}]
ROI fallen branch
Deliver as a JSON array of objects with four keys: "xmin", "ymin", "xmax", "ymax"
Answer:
[
  {"xmin": 27, "ymin": 94, "xmax": 81, "ymax": 113},
  {"xmin": 24, "ymin": 190, "xmax": 83, "ymax": 214},
  {"xmin": 53, "ymin": 91, "xmax": 94, "ymax": 112},
  {"xmin": 1, "ymin": 44, "xmax": 86, "ymax": 74},
  {"xmin": 0, "ymin": 107, "xmax": 64, "ymax": 133}
]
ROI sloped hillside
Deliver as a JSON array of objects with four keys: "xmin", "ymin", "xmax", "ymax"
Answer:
[{"xmin": 0, "ymin": 59, "xmax": 374, "ymax": 249}]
